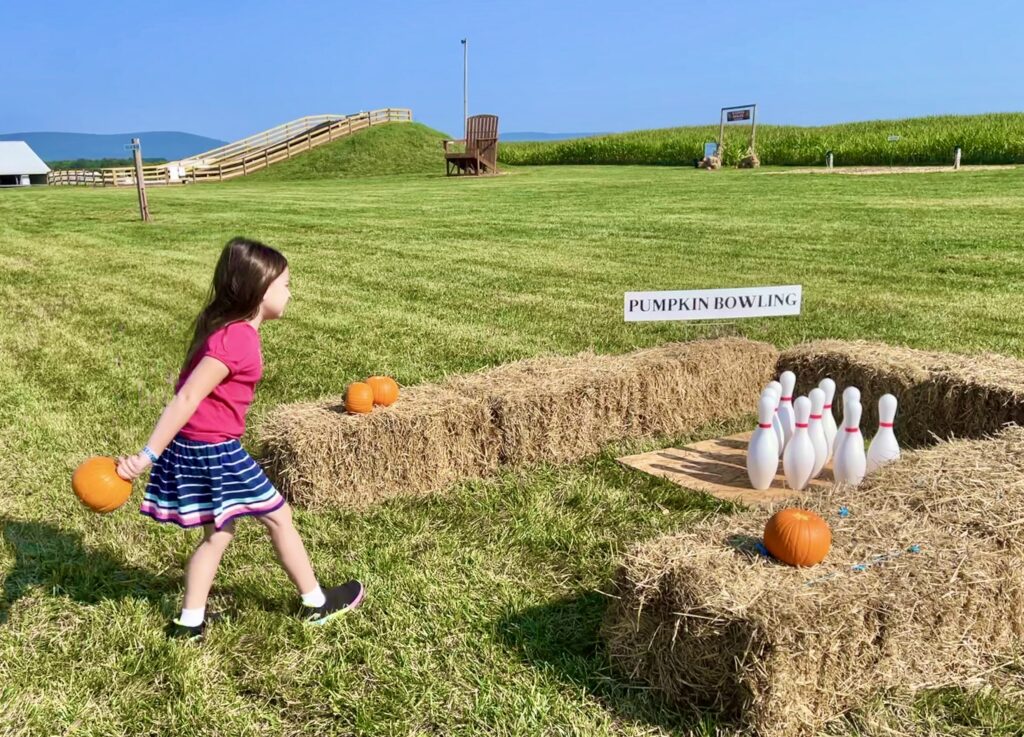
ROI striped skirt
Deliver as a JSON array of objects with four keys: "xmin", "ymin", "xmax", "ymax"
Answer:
[{"xmin": 140, "ymin": 436, "xmax": 284, "ymax": 530}]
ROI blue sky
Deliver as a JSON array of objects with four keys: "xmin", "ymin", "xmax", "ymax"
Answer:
[{"xmin": 2, "ymin": 0, "xmax": 1022, "ymax": 140}]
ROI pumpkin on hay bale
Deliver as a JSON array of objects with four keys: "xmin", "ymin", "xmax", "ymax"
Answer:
[
  {"xmin": 366, "ymin": 376, "xmax": 400, "ymax": 406},
  {"xmin": 763, "ymin": 508, "xmax": 831, "ymax": 567},
  {"xmin": 603, "ymin": 427, "xmax": 1024, "ymax": 736},
  {"xmin": 344, "ymin": 382, "xmax": 374, "ymax": 414}
]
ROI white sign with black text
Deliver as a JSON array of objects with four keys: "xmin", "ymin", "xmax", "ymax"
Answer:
[{"xmin": 624, "ymin": 285, "xmax": 802, "ymax": 322}]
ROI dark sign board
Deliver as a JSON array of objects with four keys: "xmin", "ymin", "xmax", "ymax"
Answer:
[{"xmin": 727, "ymin": 109, "xmax": 752, "ymax": 122}]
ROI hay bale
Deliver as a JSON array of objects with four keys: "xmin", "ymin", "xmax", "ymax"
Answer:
[
  {"xmin": 698, "ymin": 156, "xmax": 722, "ymax": 170},
  {"xmin": 626, "ymin": 338, "xmax": 777, "ymax": 437},
  {"xmin": 258, "ymin": 384, "xmax": 498, "ymax": 510},
  {"xmin": 603, "ymin": 429, "xmax": 1024, "ymax": 736},
  {"xmin": 738, "ymin": 151, "xmax": 761, "ymax": 168},
  {"xmin": 443, "ymin": 338, "xmax": 776, "ymax": 466},
  {"xmin": 778, "ymin": 340, "xmax": 1024, "ymax": 446},
  {"xmin": 442, "ymin": 352, "xmax": 639, "ymax": 466}
]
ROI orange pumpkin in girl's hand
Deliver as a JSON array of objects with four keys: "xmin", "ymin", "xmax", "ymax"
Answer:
[
  {"xmin": 366, "ymin": 376, "xmax": 399, "ymax": 406},
  {"xmin": 72, "ymin": 456, "xmax": 132, "ymax": 513},
  {"xmin": 345, "ymin": 382, "xmax": 375, "ymax": 414},
  {"xmin": 763, "ymin": 508, "xmax": 832, "ymax": 567}
]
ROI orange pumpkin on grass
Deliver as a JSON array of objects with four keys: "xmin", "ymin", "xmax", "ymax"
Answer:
[
  {"xmin": 763, "ymin": 508, "xmax": 832, "ymax": 567},
  {"xmin": 72, "ymin": 456, "xmax": 132, "ymax": 513},
  {"xmin": 366, "ymin": 376, "xmax": 400, "ymax": 406},
  {"xmin": 345, "ymin": 382, "xmax": 375, "ymax": 414}
]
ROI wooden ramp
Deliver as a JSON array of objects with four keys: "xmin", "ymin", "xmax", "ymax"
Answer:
[
  {"xmin": 47, "ymin": 108, "xmax": 413, "ymax": 187},
  {"xmin": 617, "ymin": 432, "xmax": 836, "ymax": 506}
]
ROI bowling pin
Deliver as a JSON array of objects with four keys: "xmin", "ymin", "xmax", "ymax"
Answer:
[
  {"xmin": 833, "ymin": 395, "xmax": 867, "ymax": 486},
  {"xmin": 807, "ymin": 388, "xmax": 829, "ymax": 478},
  {"xmin": 866, "ymin": 393, "xmax": 901, "ymax": 473},
  {"xmin": 777, "ymin": 371, "xmax": 797, "ymax": 447},
  {"xmin": 766, "ymin": 381, "xmax": 785, "ymax": 456},
  {"xmin": 746, "ymin": 393, "xmax": 780, "ymax": 490},
  {"xmin": 783, "ymin": 396, "xmax": 815, "ymax": 491},
  {"xmin": 833, "ymin": 386, "xmax": 861, "ymax": 460},
  {"xmin": 818, "ymin": 378, "xmax": 838, "ymax": 458}
]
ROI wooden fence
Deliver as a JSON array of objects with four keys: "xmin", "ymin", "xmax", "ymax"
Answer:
[{"xmin": 47, "ymin": 108, "xmax": 412, "ymax": 187}]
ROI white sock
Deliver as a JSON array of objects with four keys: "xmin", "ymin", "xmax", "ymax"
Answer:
[
  {"xmin": 178, "ymin": 607, "xmax": 205, "ymax": 627},
  {"xmin": 301, "ymin": 585, "xmax": 326, "ymax": 608}
]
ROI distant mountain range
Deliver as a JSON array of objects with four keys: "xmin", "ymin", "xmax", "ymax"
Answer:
[
  {"xmin": 503, "ymin": 131, "xmax": 606, "ymax": 142},
  {"xmin": 0, "ymin": 131, "xmax": 228, "ymax": 163}
]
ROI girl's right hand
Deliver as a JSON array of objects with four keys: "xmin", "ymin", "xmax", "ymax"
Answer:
[{"xmin": 116, "ymin": 453, "xmax": 151, "ymax": 481}]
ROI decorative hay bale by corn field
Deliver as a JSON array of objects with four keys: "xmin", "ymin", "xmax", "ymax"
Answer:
[
  {"xmin": 738, "ymin": 151, "xmax": 761, "ymax": 168},
  {"xmin": 625, "ymin": 338, "xmax": 777, "ymax": 437},
  {"xmin": 603, "ymin": 429, "xmax": 1024, "ymax": 736},
  {"xmin": 258, "ymin": 385, "xmax": 498, "ymax": 510},
  {"xmin": 778, "ymin": 340, "xmax": 1024, "ymax": 446}
]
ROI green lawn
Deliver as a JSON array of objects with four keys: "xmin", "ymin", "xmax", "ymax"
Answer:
[{"xmin": 2, "ymin": 166, "xmax": 1024, "ymax": 736}]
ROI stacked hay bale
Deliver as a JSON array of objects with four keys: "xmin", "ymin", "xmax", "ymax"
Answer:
[
  {"xmin": 441, "ymin": 352, "xmax": 640, "ymax": 466},
  {"xmin": 603, "ymin": 427, "xmax": 1024, "ymax": 736},
  {"xmin": 258, "ymin": 385, "xmax": 498, "ymax": 510},
  {"xmin": 259, "ymin": 338, "xmax": 777, "ymax": 510},
  {"xmin": 443, "ymin": 338, "xmax": 777, "ymax": 466},
  {"xmin": 625, "ymin": 338, "xmax": 777, "ymax": 438},
  {"xmin": 779, "ymin": 340, "xmax": 1024, "ymax": 445}
]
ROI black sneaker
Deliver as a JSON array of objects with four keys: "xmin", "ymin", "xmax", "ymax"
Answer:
[
  {"xmin": 302, "ymin": 581, "xmax": 365, "ymax": 625},
  {"xmin": 166, "ymin": 612, "xmax": 222, "ymax": 642}
]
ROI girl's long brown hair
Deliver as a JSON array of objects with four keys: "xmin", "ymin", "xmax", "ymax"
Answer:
[{"xmin": 182, "ymin": 237, "xmax": 288, "ymax": 372}]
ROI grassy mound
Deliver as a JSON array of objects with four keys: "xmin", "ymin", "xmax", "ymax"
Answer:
[
  {"xmin": 249, "ymin": 121, "xmax": 450, "ymax": 180},
  {"xmin": 500, "ymin": 113, "xmax": 1024, "ymax": 167}
]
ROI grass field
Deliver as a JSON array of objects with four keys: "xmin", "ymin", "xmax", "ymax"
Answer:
[
  {"xmin": 500, "ymin": 112, "xmax": 1024, "ymax": 167},
  {"xmin": 2, "ymin": 165, "xmax": 1024, "ymax": 736}
]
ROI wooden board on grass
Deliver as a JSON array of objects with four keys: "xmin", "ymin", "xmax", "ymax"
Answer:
[{"xmin": 617, "ymin": 431, "xmax": 835, "ymax": 506}]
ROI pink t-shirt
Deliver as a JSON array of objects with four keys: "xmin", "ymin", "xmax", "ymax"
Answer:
[{"xmin": 176, "ymin": 321, "xmax": 263, "ymax": 442}]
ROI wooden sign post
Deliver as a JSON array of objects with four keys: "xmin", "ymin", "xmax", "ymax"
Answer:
[
  {"xmin": 129, "ymin": 138, "xmax": 151, "ymax": 222},
  {"xmin": 718, "ymin": 104, "xmax": 758, "ymax": 161}
]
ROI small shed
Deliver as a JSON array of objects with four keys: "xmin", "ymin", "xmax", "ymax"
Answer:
[{"xmin": 0, "ymin": 141, "xmax": 50, "ymax": 186}]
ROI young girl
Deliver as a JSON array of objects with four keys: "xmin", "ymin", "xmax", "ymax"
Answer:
[{"xmin": 116, "ymin": 237, "xmax": 363, "ymax": 640}]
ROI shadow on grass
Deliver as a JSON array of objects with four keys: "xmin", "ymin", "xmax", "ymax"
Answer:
[
  {"xmin": 496, "ymin": 591, "xmax": 723, "ymax": 736},
  {"xmin": 0, "ymin": 518, "xmax": 170, "ymax": 624}
]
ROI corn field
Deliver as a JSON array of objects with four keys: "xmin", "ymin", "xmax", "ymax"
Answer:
[{"xmin": 499, "ymin": 113, "xmax": 1024, "ymax": 167}]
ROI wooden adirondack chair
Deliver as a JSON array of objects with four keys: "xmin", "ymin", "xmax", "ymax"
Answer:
[{"xmin": 443, "ymin": 115, "xmax": 499, "ymax": 175}]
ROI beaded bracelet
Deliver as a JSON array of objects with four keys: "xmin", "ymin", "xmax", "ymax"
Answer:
[{"xmin": 141, "ymin": 446, "xmax": 160, "ymax": 464}]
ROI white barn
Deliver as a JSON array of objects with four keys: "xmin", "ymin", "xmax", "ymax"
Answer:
[{"xmin": 0, "ymin": 141, "xmax": 50, "ymax": 186}]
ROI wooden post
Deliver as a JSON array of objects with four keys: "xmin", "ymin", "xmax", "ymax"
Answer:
[
  {"xmin": 718, "ymin": 109, "xmax": 725, "ymax": 159},
  {"xmin": 131, "ymin": 138, "xmax": 151, "ymax": 222},
  {"xmin": 826, "ymin": 151, "xmax": 834, "ymax": 170},
  {"xmin": 954, "ymin": 146, "xmax": 962, "ymax": 170},
  {"xmin": 750, "ymin": 103, "xmax": 757, "ymax": 156}
]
